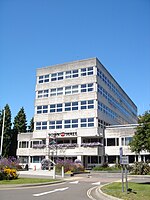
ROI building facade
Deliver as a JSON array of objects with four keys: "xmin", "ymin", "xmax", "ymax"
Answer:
[
  {"xmin": 104, "ymin": 124, "xmax": 150, "ymax": 165},
  {"xmin": 17, "ymin": 58, "xmax": 139, "ymax": 169}
]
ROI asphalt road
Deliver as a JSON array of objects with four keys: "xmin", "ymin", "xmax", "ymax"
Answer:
[
  {"xmin": 0, "ymin": 172, "xmax": 120, "ymax": 200},
  {"xmin": 0, "ymin": 172, "xmax": 149, "ymax": 200}
]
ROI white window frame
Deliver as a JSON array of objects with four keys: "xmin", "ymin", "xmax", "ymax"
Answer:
[
  {"xmin": 36, "ymin": 121, "xmax": 47, "ymax": 130},
  {"xmin": 81, "ymin": 67, "xmax": 93, "ymax": 76},
  {"xmin": 37, "ymin": 105, "xmax": 48, "ymax": 114},
  {"xmin": 64, "ymin": 119, "xmax": 78, "ymax": 128},
  {"xmin": 81, "ymin": 100, "xmax": 94, "ymax": 109},
  {"xmin": 37, "ymin": 90, "xmax": 49, "ymax": 98},
  {"xmin": 50, "ymin": 104, "xmax": 63, "ymax": 113},
  {"xmin": 80, "ymin": 118, "xmax": 94, "ymax": 127},
  {"xmin": 49, "ymin": 120, "xmax": 62, "ymax": 129},
  {"xmin": 38, "ymin": 74, "xmax": 49, "ymax": 83},
  {"xmin": 81, "ymin": 83, "xmax": 93, "ymax": 93}
]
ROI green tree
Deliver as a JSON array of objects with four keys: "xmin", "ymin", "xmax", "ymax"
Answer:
[
  {"xmin": 9, "ymin": 107, "xmax": 27, "ymax": 157},
  {"xmin": 13, "ymin": 107, "xmax": 27, "ymax": 133},
  {"xmin": 28, "ymin": 117, "xmax": 34, "ymax": 132},
  {"xmin": 0, "ymin": 104, "xmax": 12, "ymax": 157},
  {"xmin": 129, "ymin": 110, "xmax": 150, "ymax": 153}
]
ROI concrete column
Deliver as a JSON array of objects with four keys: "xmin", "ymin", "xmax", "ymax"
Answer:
[
  {"xmin": 77, "ymin": 155, "xmax": 82, "ymax": 164},
  {"xmin": 46, "ymin": 137, "xmax": 49, "ymax": 159},
  {"xmin": 116, "ymin": 156, "xmax": 119, "ymax": 164},
  {"xmin": 138, "ymin": 155, "xmax": 141, "ymax": 162},
  {"xmin": 77, "ymin": 136, "xmax": 82, "ymax": 147}
]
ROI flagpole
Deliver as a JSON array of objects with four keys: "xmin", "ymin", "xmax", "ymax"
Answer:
[{"xmin": 0, "ymin": 109, "xmax": 5, "ymax": 157}]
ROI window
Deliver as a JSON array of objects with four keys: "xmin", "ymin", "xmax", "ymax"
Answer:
[
  {"xmin": 65, "ymin": 71, "xmax": 71, "ymax": 79},
  {"xmin": 38, "ymin": 74, "xmax": 49, "ymax": 83},
  {"xmin": 97, "ymin": 68, "xmax": 137, "ymax": 119},
  {"xmin": 50, "ymin": 104, "xmax": 62, "ymax": 113},
  {"xmin": 65, "ymin": 102, "xmax": 78, "ymax": 111},
  {"xmin": 37, "ymin": 105, "xmax": 48, "ymax": 114},
  {"xmin": 19, "ymin": 141, "xmax": 29, "ymax": 148},
  {"xmin": 65, "ymin": 85, "xmax": 79, "ymax": 95},
  {"xmin": 81, "ymin": 83, "xmax": 93, "ymax": 93},
  {"xmin": 31, "ymin": 156, "xmax": 44, "ymax": 163},
  {"xmin": 125, "ymin": 137, "xmax": 132, "ymax": 145},
  {"xmin": 49, "ymin": 120, "xmax": 62, "ymax": 129},
  {"xmin": 81, "ymin": 67, "xmax": 93, "ymax": 76},
  {"xmin": 80, "ymin": 118, "xmax": 94, "ymax": 127},
  {"xmin": 65, "ymin": 69, "xmax": 78, "ymax": 79},
  {"xmin": 36, "ymin": 121, "xmax": 47, "ymax": 130},
  {"xmin": 64, "ymin": 119, "xmax": 78, "ymax": 128},
  {"xmin": 122, "ymin": 137, "xmax": 133, "ymax": 146},
  {"xmin": 98, "ymin": 101, "xmax": 117, "ymax": 119},
  {"xmin": 51, "ymin": 73, "xmax": 57, "ymax": 81},
  {"xmin": 98, "ymin": 119, "xmax": 104, "ymax": 128},
  {"xmin": 51, "ymin": 72, "xmax": 64, "ymax": 81},
  {"xmin": 72, "ymin": 85, "xmax": 78, "ymax": 94},
  {"xmin": 37, "ymin": 90, "xmax": 49, "ymax": 98},
  {"xmin": 50, "ymin": 87, "xmax": 63, "ymax": 96},
  {"xmin": 81, "ymin": 100, "xmax": 94, "ymax": 109},
  {"xmin": 107, "ymin": 138, "xmax": 115, "ymax": 146},
  {"xmin": 65, "ymin": 86, "xmax": 71, "ymax": 95}
]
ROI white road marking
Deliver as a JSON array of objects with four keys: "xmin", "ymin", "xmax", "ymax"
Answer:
[
  {"xmin": 33, "ymin": 187, "xmax": 69, "ymax": 197},
  {"xmin": 92, "ymin": 182, "xmax": 101, "ymax": 185},
  {"xmin": 87, "ymin": 186, "xmax": 98, "ymax": 200},
  {"xmin": 69, "ymin": 181, "xmax": 79, "ymax": 184}
]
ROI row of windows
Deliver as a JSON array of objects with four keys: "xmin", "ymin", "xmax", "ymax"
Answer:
[
  {"xmin": 37, "ymin": 83, "xmax": 94, "ymax": 98},
  {"xmin": 98, "ymin": 101, "xmax": 127, "ymax": 124},
  {"xmin": 98, "ymin": 84, "xmax": 130, "ymax": 118},
  {"xmin": 98, "ymin": 101, "xmax": 118, "ymax": 119},
  {"xmin": 97, "ymin": 68, "xmax": 137, "ymax": 116},
  {"xmin": 19, "ymin": 140, "xmax": 46, "ymax": 148},
  {"xmin": 98, "ymin": 119, "xmax": 110, "ymax": 129},
  {"xmin": 105, "ymin": 137, "xmax": 132, "ymax": 146},
  {"xmin": 36, "ymin": 100, "xmax": 94, "ymax": 114},
  {"xmin": 35, "ymin": 118, "xmax": 95, "ymax": 130},
  {"xmin": 38, "ymin": 67, "xmax": 94, "ymax": 83}
]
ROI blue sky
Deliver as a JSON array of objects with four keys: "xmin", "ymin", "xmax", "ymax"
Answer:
[{"xmin": 0, "ymin": 0, "xmax": 150, "ymax": 124}]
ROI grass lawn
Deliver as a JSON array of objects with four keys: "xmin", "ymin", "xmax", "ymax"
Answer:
[
  {"xmin": 0, "ymin": 178, "xmax": 58, "ymax": 185},
  {"xmin": 101, "ymin": 182, "xmax": 150, "ymax": 200}
]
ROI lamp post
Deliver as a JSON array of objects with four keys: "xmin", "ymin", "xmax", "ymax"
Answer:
[{"xmin": 0, "ymin": 109, "xmax": 5, "ymax": 157}]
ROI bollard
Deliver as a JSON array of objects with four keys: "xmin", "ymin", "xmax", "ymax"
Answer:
[
  {"xmin": 62, "ymin": 166, "xmax": 64, "ymax": 178},
  {"xmin": 53, "ymin": 165, "xmax": 56, "ymax": 179}
]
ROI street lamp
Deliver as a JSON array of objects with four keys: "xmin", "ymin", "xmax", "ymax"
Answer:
[{"xmin": 0, "ymin": 109, "xmax": 5, "ymax": 157}]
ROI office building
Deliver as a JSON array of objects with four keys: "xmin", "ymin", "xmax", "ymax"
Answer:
[{"xmin": 17, "ymin": 58, "xmax": 139, "ymax": 169}]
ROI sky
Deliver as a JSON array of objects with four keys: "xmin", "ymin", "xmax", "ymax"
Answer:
[{"xmin": 0, "ymin": 0, "xmax": 150, "ymax": 124}]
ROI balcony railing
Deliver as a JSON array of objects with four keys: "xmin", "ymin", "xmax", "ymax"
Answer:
[
  {"xmin": 81, "ymin": 142, "xmax": 103, "ymax": 147},
  {"xmin": 32, "ymin": 142, "xmax": 103, "ymax": 149},
  {"xmin": 33, "ymin": 144, "xmax": 46, "ymax": 148}
]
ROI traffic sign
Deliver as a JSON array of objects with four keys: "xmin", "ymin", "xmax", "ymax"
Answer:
[{"xmin": 120, "ymin": 156, "xmax": 129, "ymax": 165}]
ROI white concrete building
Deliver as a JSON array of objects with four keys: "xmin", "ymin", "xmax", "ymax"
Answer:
[
  {"xmin": 17, "ymin": 58, "xmax": 141, "ymax": 169},
  {"xmin": 104, "ymin": 124, "xmax": 150, "ymax": 165}
]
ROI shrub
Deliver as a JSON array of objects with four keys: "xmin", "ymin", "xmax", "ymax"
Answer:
[
  {"xmin": 93, "ymin": 162, "xmax": 122, "ymax": 171},
  {"xmin": 129, "ymin": 161, "xmax": 150, "ymax": 175},
  {"xmin": 0, "ymin": 157, "xmax": 19, "ymax": 180},
  {"xmin": 55, "ymin": 159, "xmax": 85, "ymax": 173},
  {"xmin": 0, "ymin": 157, "xmax": 20, "ymax": 170},
  {"xmin": 3, "ymin": 168, "xmax": 18, "ymax": 180}
]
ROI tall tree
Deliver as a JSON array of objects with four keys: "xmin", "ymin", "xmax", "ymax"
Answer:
[
  {"xmin": 0, "ymin": 104, "xmax": 12, "ymax": 157},
  {"xmin": 28, "ymin": 117, "xmax": 34, "ymax": 132},
  {"xmin": 10, "ymin": 107, "xmax": 27, "ymax": 157},
  {"xmin": 129, "ymin": 110, "xmax": 150, "ymax": 153},
  {"xmin": 13, "ymin": 107, "xmax": 27, "ymax": 133}
]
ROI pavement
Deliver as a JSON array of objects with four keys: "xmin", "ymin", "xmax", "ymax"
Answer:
[
  {"xmin": 19, "ymin": 169, "xmax": 57, "ymax": 178},
  {"xmin": 1, "ymin": 170, "xmax": 150, "ymax": 200}
]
